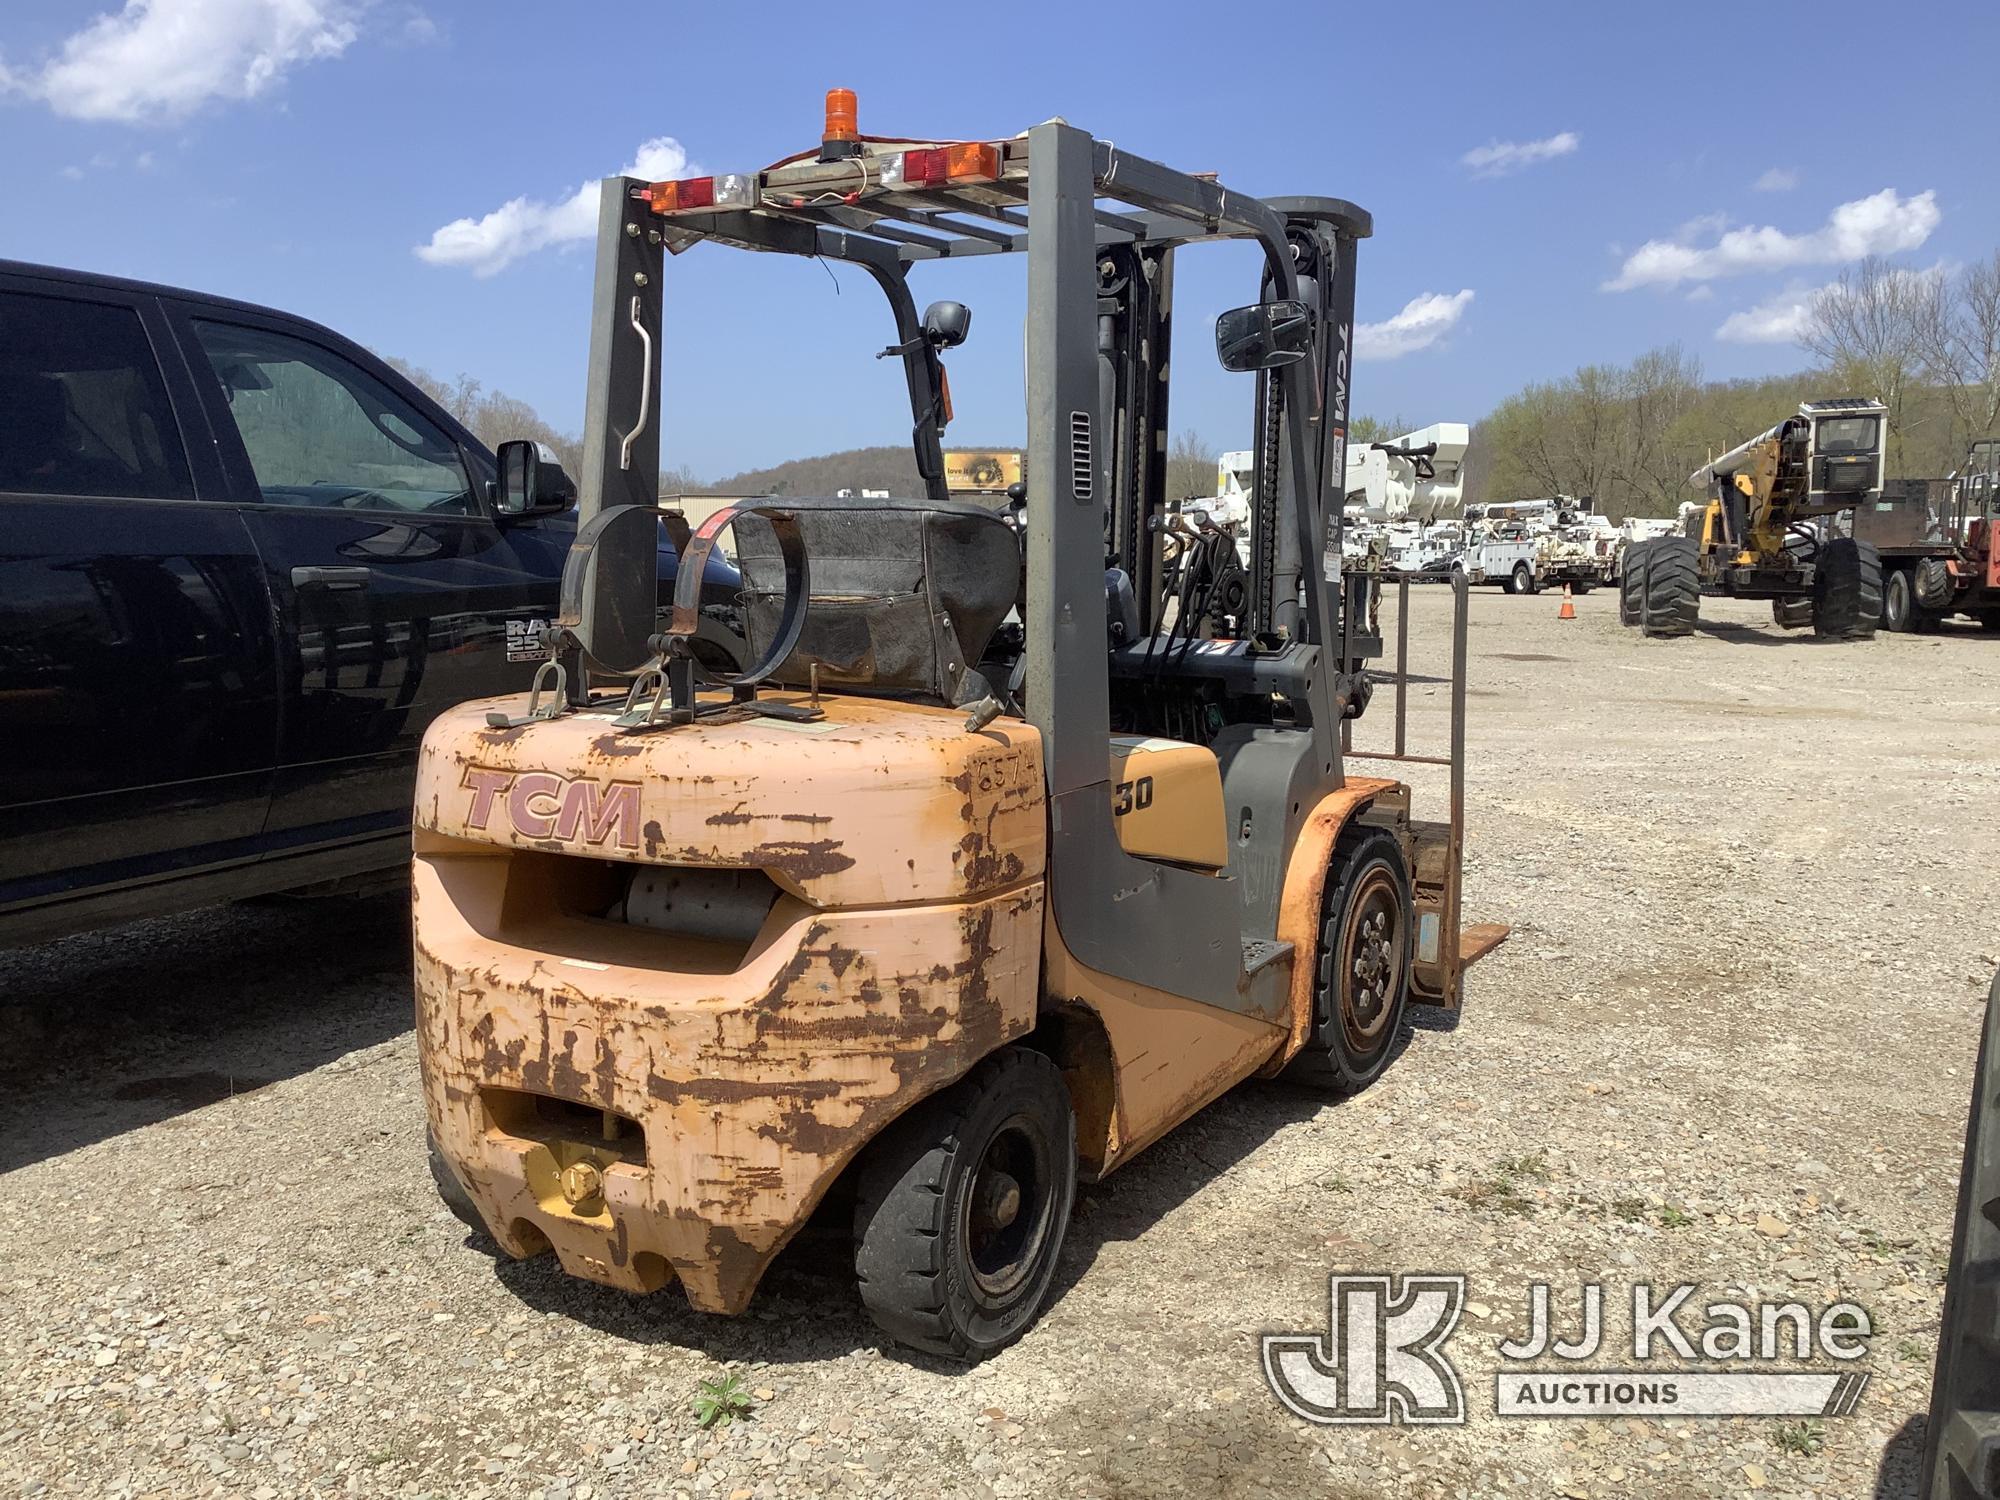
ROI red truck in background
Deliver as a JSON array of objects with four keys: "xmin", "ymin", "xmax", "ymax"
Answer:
[{"xmin": 1848, "ymin": 439, "xmax": 2000, "ymax": 632}]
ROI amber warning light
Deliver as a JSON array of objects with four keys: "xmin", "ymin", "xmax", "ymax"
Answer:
[{"xmin": 822, "ymin": 87, "xmax": 860, "ymax": 160}]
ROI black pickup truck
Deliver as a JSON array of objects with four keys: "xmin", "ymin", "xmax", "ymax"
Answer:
[{"xmin": 0, "ymin": 261, "xmax": 734, "ymax": 948}]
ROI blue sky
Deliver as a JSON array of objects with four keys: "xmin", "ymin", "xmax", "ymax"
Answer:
[{"xmin": 3, "ymin": 0, "xmax": 1995, "ymax": 480}]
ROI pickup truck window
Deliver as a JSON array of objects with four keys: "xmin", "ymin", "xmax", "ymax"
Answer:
[
  {"xmin": 0, "ymin": 291, "xmax": 193, "ymax": 501},
  {"xmin": 192, "ymin": 321, "xmax": 474, "ymax": 516}
]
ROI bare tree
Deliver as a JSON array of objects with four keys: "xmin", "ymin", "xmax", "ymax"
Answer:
[
  {"xmin": 385, "ymin": 357, "xmax": 584, "ymax": 476},
  {"xmin": 1166, "ymin": 428, "xmax": 1217, "ymax": 501},
  {"xmin": 1801, "ymin": 257, "xmax": 1947, "ymax": 470},
  {"xmin": 1615, "ymin": 344, "xmax": 1703, "ymax": 509},
  {"xmin": 1914, "ymin": 251, "xmax": 2000, "ymax": 457}
]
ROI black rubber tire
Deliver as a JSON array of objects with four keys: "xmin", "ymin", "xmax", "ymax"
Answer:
[
  {"xmin": 1771, "ymin": 597, "xmax": 1814, "ymax": 630},
  {"xmin": 1882, "ymin": 566, "xmax": 1918, "ymax": 633},
  {"xmin": 1282, "ymin": 827, "xmax": 1413, "ymax": 1095},
  {"xmin": 1813, "ymin": 537, "xmax": 1882, "ymax": 640},
  {"xmin": 428, "ymin": 1132, "xmax": 488, "ymax": 1234},
  {"xmin": 1914, "ymin": 556, "xmax": 1955, "ymax": 613},
  {"xmin": 853, "ymin": 1047, "xmax": 1076, "ymax": 1361},
  {"xmin": 1512, "ymin": 562, "xmax": 1539, "ymax": 596},
  {"xmin": 1618, "ymin": 542, "xmax": 1650, "ymax": 626},
  {"xmin": 1640, "ymin": 537, "xmax": 1699, "ymax": 638}
]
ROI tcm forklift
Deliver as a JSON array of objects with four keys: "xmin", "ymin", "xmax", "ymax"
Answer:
[
  {"xmin": 415, "ymin": 95, "xmax": 1503, "ymax": 1359},
  {"xmin": 1620, "ymin": 398, "xmax": 1886, "ymax": 639}
]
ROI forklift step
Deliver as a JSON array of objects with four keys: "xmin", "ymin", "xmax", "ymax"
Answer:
[
  {"xmin": 1241, "ymin": 938, "xmax": 1294, "ymax": 976},
  {"xmin": 1458, "ymin": 923, "xmax": 1510, "ymax": 967}
]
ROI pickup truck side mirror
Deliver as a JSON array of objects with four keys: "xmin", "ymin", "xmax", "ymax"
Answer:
[{"xmin": 496, "ymin": 439, "xmax": 577, "ymax": 518}]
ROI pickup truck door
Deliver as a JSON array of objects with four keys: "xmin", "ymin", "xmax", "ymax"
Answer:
[
  {"xmin": 0, "ymin": 276, "xmax": 279, "ymax": 911},
  {"xmin": 167, "ymin": 306, "xmax": 568, "ymax": 842}
]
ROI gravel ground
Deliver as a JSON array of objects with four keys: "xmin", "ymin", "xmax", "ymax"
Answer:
[{"xmin": 2, "ymin": 585, "xmax": 1994, "ymax": 1500}]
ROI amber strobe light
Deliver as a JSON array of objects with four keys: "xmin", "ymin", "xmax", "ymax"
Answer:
[{"xmin": 822, "ymin": 87, "xmax": 860, "ymax": 160}]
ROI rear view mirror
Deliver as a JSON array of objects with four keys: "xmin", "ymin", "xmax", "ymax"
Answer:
[
  {"xmin": 496, "ymin": 439, "xmax": 577, "ymax": 518},
  {"xmin": 1215, "ymin": 299, "xmax": 1312, "ymax": 373},
  {"xmin": 923, "ymin": 300, "xmax": 972, "ymax": 349}
]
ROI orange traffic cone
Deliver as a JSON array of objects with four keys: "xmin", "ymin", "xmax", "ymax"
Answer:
[{"xmin": 1557, "ymin": 584, "xmax": 1576, "ymax": 621}]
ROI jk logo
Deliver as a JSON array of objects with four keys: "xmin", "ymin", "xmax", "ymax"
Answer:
[{"xmin": 1262, "ymin": 1274, "xmax": 1467, "ymax": 1425}]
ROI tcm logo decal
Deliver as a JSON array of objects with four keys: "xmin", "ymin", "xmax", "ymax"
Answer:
[
  {"xmin": 462, "ymin": 768, "xmax": 641, "ymax": 849},
  {"xmin": 1262, "ymin": 1274, "xmax": 1466, "ymax": 1425}
]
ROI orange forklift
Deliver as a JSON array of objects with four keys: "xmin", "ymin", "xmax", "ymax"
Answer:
[{"xmin": 416, "ymin": 93, "xmax": 1505, "ymax": 1359}]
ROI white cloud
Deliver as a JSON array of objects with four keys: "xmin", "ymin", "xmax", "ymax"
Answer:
[
  {"xmin": 1753, "ymin": 166, "xmax": 1799, "ymax": 193},
  {"xmin": 1460, "ymin": 132, "xmax": 1578, "ymax": 178},
  {"xmin": 1355, "ymin": 290, "xmax": 1474, "ymax": 359},
  {"xmin": 1605, "ymin": 188, "xmax": 1940, "ymax": 291},
  {"xmin": 416, "ymin": 138, "xmax": 693, "ymax": 278},
  {"xmin": 1, "ymin": 0, "xmax": 358, "ymax": 124},
  {"xmin": 1685, "ymin": 285, "xmax": 1714, "ymax": 303},
  {"xmin": 1715, "ymin": 284, "xmax": 1828, "ymax": 344}
]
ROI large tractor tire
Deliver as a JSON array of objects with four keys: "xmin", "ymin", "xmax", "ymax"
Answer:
[
  {"xmin": 1813, "ymin": 537, "xmax": 1882, "ymax": 640},
  {"xmin": 1618, "ymin": 542, "xmax": 1650, "ymax": 626},
  {"xmin": 1771, "ymin": 598, "xmax": 1814, "ymax": 630},
  {"xmin": 1640, "ymin": 537, "xmax": 1700, "ymax": 638},
  {"xmin": 853, "ymin": 1046, "xmax": 1076, "ymax": 1361},
  {"xmin": 1283, "ymin": 826, "xmax": 1413, "ymax": 1096}
]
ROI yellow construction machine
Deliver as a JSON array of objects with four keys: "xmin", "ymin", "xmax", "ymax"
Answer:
[{"xmin": 1620, "ymin": 398, "xmax": 1886, "ymax": 639}]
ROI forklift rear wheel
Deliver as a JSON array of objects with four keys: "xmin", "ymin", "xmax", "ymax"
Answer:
[
  {"xmin": 427, "ymin": 1132, "xmax": 490, "ymax": 1239},
  {"xmin": 1640, "ymin": 537, "xmax": 1699, "ymax": 638},
  {"xmin": 1284, "ymin": 827, "xmax": 1412, "ymax": 1095},
  {"xmin": 1618, "ymin": 543, "xmax": 1650, "ymax": 626},
  {"xmin": 1813, "ymin": 537, "xmax": 1882, "ymax": 640},
  {"xmin": 853, "ymin": 1046, "xmax": 1077, "ymax": 1361}
]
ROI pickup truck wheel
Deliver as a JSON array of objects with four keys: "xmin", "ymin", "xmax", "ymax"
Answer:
[
  {"xmin": 1618, "ymin": 543, "xmax": 1650, "ymax": 626},
  {"xmin": 1284, "ymin": 827, "xmax": 1412, "ymax": 1096},
  {"xmin": 1813, "ymin": 537, "xmax": 1882, "ymax": 640},
  {"xmin": 1641, "ymin": 537, "xmax": 1700, "ymax": 638},
  {"xmin": 853, "ymin": 1047, "xmax": 1076, "ymax": 1361}
]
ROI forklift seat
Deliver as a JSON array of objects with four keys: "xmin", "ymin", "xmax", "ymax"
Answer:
[{"xmin": 734, "ymin": 496, "xmax": 1021, "ymax": 705}]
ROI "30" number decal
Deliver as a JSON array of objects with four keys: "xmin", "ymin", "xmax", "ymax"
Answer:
[{"xmin": 1112, "ymin": 775, "xmax": 1155, "ymax": 816}]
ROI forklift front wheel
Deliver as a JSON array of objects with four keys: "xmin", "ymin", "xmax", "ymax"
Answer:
[
  {"xmin": 853, "ymin": 1047, "xmax": 1077, "ymax": 1361},
  {"xmin": 1283, "ymin": 828, "xmax": 1413, "ymax": 1095}
]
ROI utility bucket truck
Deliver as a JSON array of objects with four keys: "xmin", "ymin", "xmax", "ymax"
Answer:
[
  {"xmin": 1620, "ymin": 399, "xmax": 1886, "ymax": 639},
  {"xmin": 413, "ymin": 93, "xmax": 1505, "ymax": 1360}
]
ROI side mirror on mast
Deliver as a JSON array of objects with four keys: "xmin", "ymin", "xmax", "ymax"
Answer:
[{"xmin": 1214, "ymin": 299, "xmax": 1312, "ymax": 373}]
